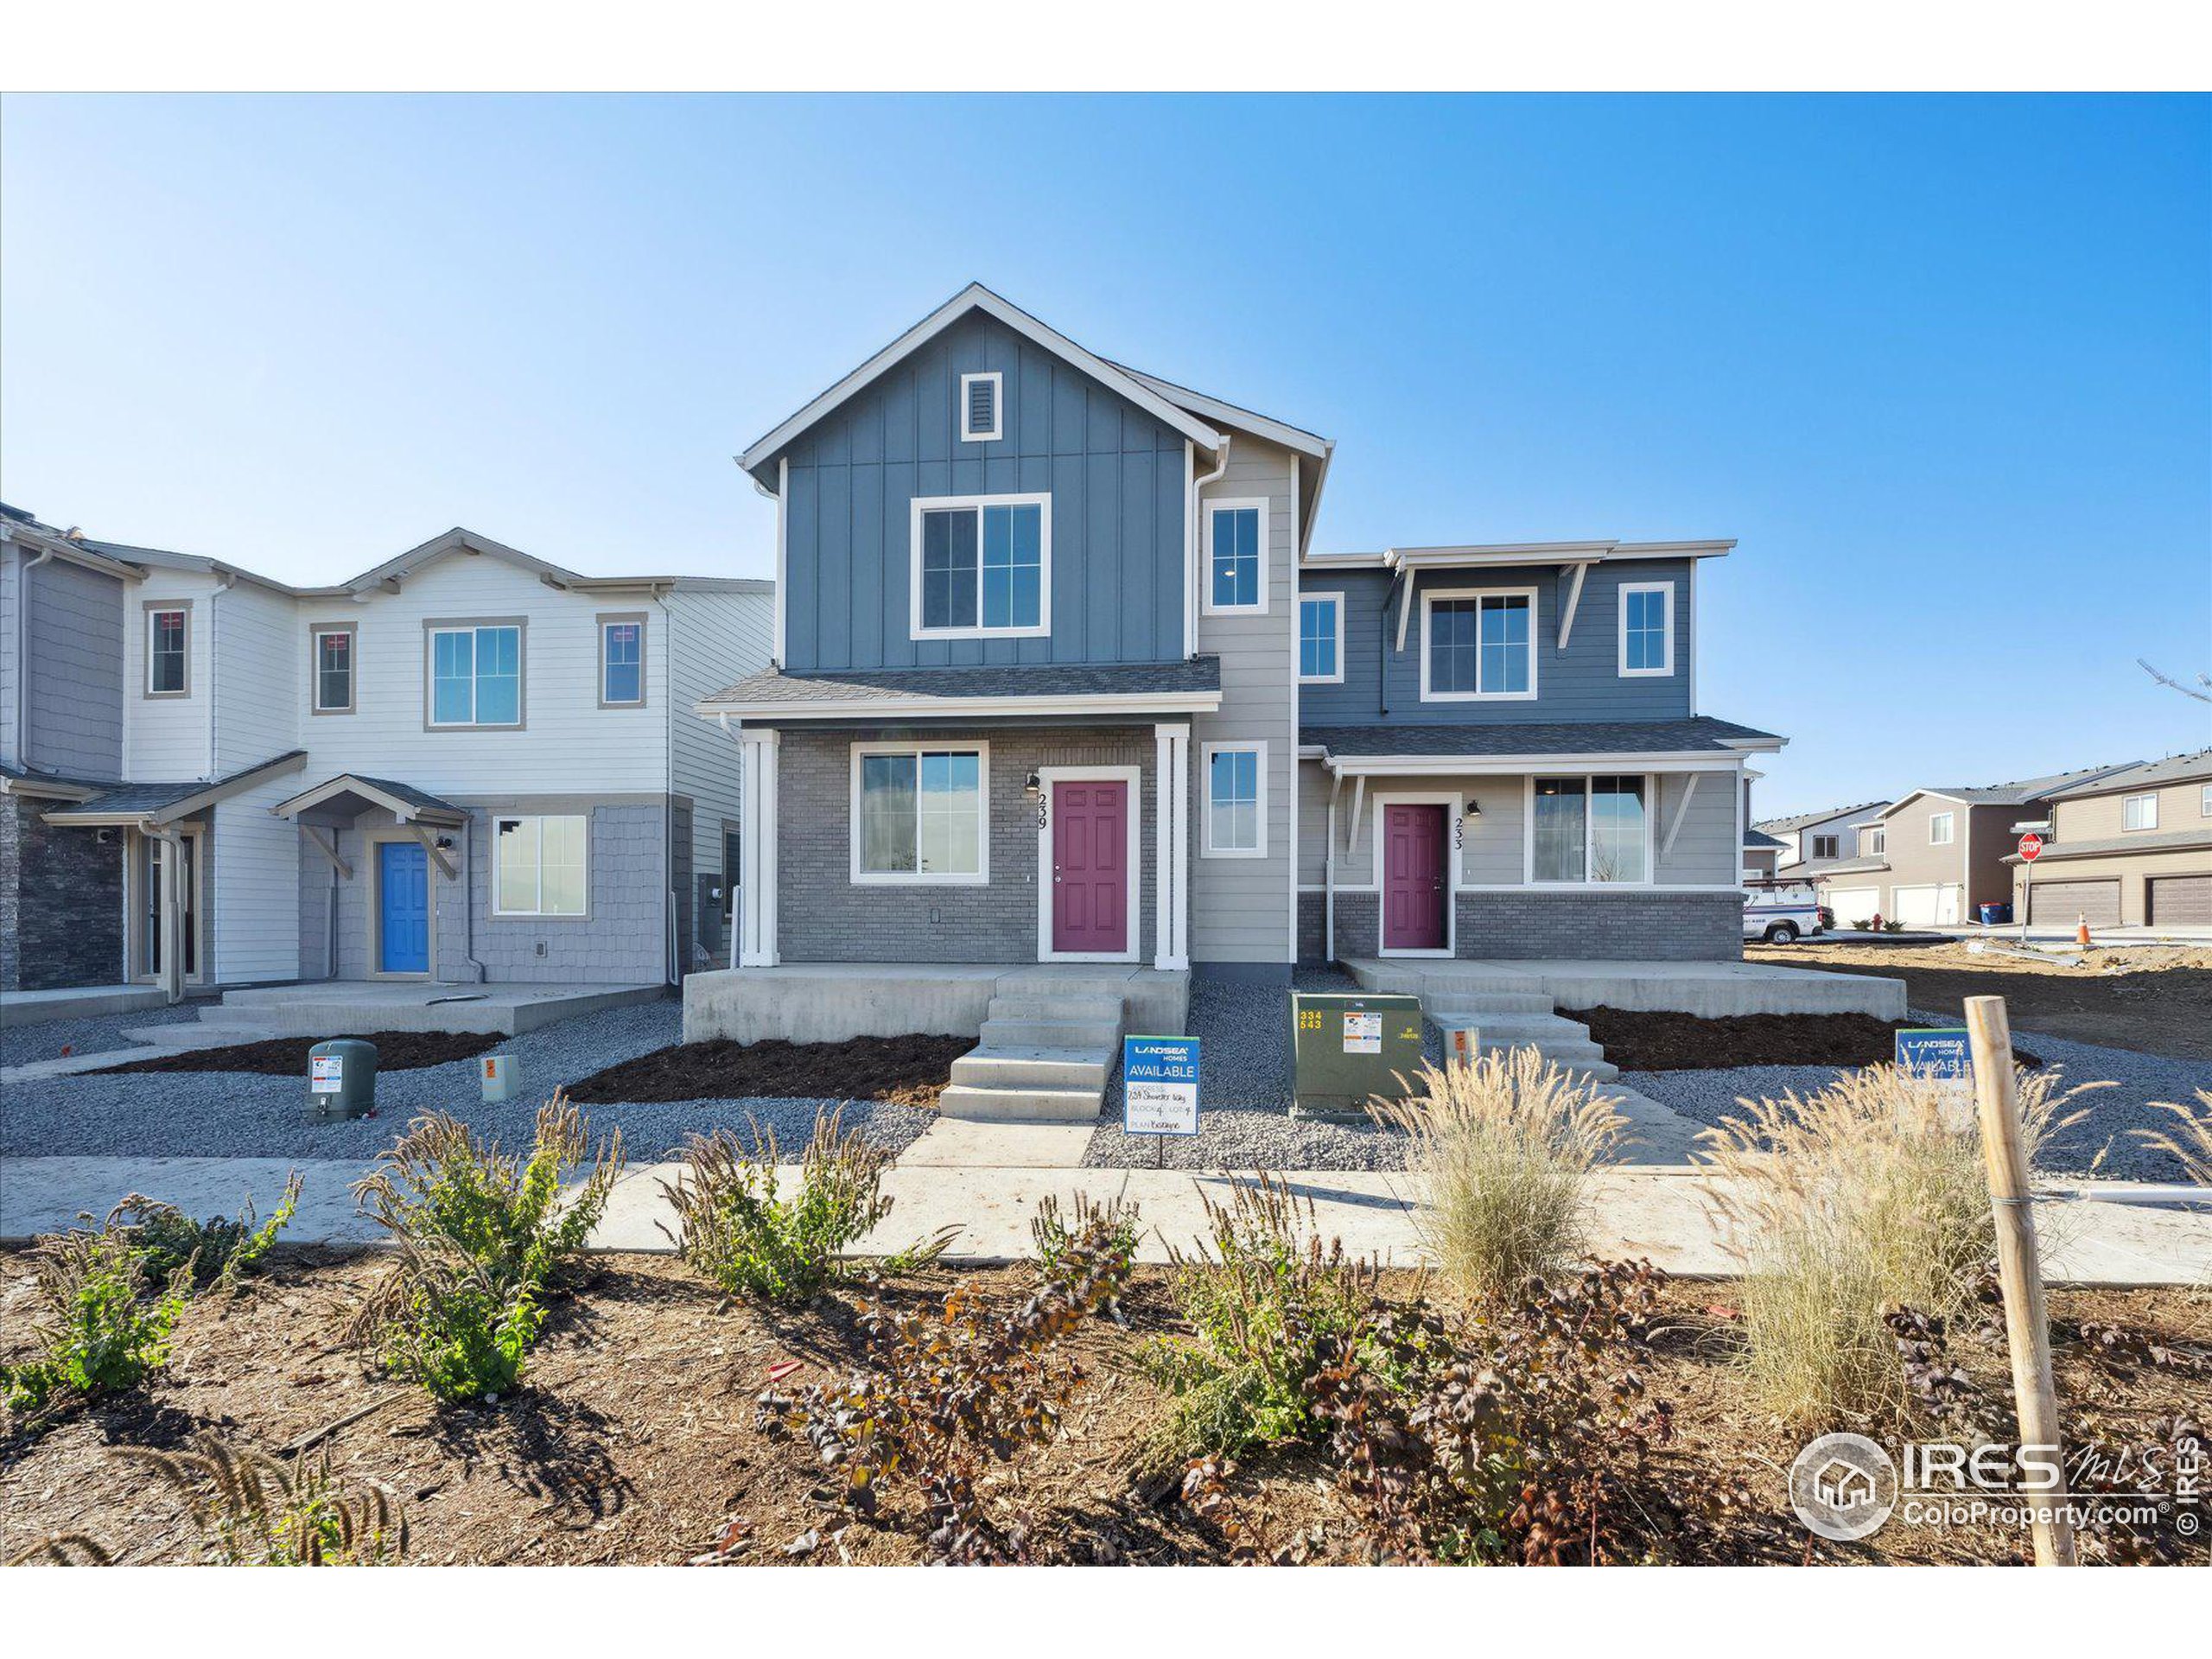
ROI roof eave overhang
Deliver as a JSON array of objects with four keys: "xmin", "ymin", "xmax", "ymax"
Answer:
[
  {"xmin": 695, "ymin": 690, "xmax": 1223, "ymax": 722},
  {"xmin": 0, "ymin": 773, "xmax": 101, "ymax": 803},
  {"xmin": 43, "ymin": 751, "xmax": 308, "ymax": 829},
  {"xmin": 1317, "ymin": 748, "xmax": 1754, "ymax": 776}
]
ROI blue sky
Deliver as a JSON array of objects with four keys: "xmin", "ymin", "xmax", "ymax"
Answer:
[{"xmin": 3, "ymin": 93, "xmax": 2206, "ymax": 813}]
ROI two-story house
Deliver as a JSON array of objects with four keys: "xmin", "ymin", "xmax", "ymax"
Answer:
[
  {"xmin": 2004, "ymin": 752, "xmax": 2212, "ymax": 929},
  {"xmin": 8, "ymin": 519, "xmax": 770, "ymax": 998},
  {"xmin": 696, "ymin": 284, "xmax": 1784, "ymax": 992}
]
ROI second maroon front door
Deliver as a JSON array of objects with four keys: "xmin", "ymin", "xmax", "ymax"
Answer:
[
  {"xmin": 1052, "ymin": 780, "xmax": 1129, "ymax": 955},
  {"xmin": 1382, "ymin": 803, "xmax": 1448, "ymax": 950}
]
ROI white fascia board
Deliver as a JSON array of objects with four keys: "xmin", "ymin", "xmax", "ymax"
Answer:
[
  {"xmin": 1714, "ymin": 735, "xmax": 1789, "ymax": 753},
  {"xmin": 739, "ymin": 284, "xmax": 1223, "ymax": 480},
  {"xmin": 690, "ymin": 689, "xmax": 1224, "ymax": 721},
  {"xmin": 1108, "ymin": 363, "xmax": 1332, "ymax": 458},
  {"xmin": 1382, "ymin": 539, "xmax": 1735, "ymax": 572},
  {"xmin": 1320, "ymin": 750, "xmax": 1747, "ymax": 776},
  {"xmin": 1301, "ymin": 550, "xmax": 1390, "ymax": 569}
]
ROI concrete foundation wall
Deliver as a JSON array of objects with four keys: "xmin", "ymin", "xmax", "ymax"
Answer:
[
  {"xmin": 685, "ymin": 964, "xmax": 1190, "ymax": 1045},
  {"xmin": 1, "ymin": 798, "xmax": 125, "ymax": 992}
]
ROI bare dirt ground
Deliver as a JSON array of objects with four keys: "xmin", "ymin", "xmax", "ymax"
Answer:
[
  {"xmin": 1751, "ymin": 941, "xmax": 2212, "ymax": 1062},
  {"xmin": 4, "ymin": 1251, "xmax": 2205, "ymax": 1567}
]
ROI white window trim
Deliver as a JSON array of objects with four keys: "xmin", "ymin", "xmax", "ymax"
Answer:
[
  {"xmin": 1035, "ymin": 766, "xmax": 1142, "ymax": 964},
  {"xmin": 2123, "ymin": 792, "xmax": 2159, "ymax": 831},
  {"xmin": 1201, "ymin": 498, "xmax": 1270, "ymax": 617},
  {"xmin": 1298, "ymin": 591, "xmax": 1345, "ymax": 684},
  {"xmin": 1522, "ymin": 773, "xmax": 1659, "ymax": 887},
  {"xmin": 1617, "ymin": 580, "xmax": 1675, "ymax": 677},
  {"xmin": 143, "ymin": 602, "xmax": 191, "ymax": 698},
  {"xmin": 906, "ymin": 493, "xmax": 1052, "ymax": 641},
  {"xmin": 491, "ymin": 815, "xmax": 590, "ymax": 919},
  {"xmin": 2201, "ymin": 783, "xmax": 2212, "ymax": 818},
  {"xmin": 1929, "ymin": 810, "xmax": 1955, "ymax": 845},
  {"xmin": 1864, "ymin": 826, "xmax": 1886, "ymax": 855},
  {"xmin": 958, "ymin": 371, "xmax": 1003, "ymax": 442},
  {"xmin": 1199, "ymin": 741, "xmax": 1268, "ymax": 859},
  {"xmin": 596, "ymin": 613, "xmax": 647, "ymax": 709},
  {"xmin": 1419, "ymin": 586, "xmax": 1540, "ymax": 703},
  {"xmin": 1369, "ymin": 790, "xmax": 1464, "ymax": 958},
  {"xmin": 848, "ymin": 741, "xmax": 992, "ymax": 887}
]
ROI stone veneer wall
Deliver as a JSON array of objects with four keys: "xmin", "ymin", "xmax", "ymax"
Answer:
[
  {"xmin": 1, "ymin": 798, "xmax": 125, "ymax": 991},
  {"xmin": 774, "ymin": 725, "xmax": 1156, "ymax": 964}
]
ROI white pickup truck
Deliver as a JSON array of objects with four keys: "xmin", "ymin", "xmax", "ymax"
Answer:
[{"xmin": 1744, "ymin": 885, "xmax": 1824, "ymax": 944}]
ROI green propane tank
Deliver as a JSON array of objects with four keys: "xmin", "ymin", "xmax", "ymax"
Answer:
[
  {"xmin": 1289, "ymin": 990, "xmax": 1424, "ymax": 1120},
  {"xmin": 307, "ymin": 1038, "xmax": 378, "ymax": 1120}
]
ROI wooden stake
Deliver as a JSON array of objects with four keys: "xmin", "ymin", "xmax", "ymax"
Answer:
[{"xmin": 1964, "ymin": 994, "xmax": 2078, "ymax": 1567}]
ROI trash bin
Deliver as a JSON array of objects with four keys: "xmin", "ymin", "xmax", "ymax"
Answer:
[
  {"xmin": 1978, "ymin": 901, "xmax": 2012, "ymax": 926},
  {"xmin": 1289, "ymin": 990, "xmax": 1424, "ymax": 1119},
  {"xmin": 307, "ymin": 1038, "xmax": 378, "ymax": 1120}
]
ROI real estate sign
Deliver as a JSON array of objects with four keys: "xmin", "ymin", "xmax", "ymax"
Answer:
[
  {"xmin": 1123, "ymin": 1035, "xmax": 1200, "ymax": 1137},
  {"xmin": 1894, "ymin": 1028, "xmax": 1974, "ymax": 1128}
]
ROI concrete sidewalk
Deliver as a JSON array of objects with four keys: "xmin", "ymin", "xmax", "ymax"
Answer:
[{"xmin": 3, "ymin": 1155, "xmax": 2205, "ymax": 1286}]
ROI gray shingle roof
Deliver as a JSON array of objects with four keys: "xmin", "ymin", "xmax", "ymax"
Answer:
[
  {"xmin": 44, "ymin": 751, "xmax": 306, "ymax": 823},
  {"xmin": 1906, "ymin": 762, "xmax": 2143, "ymax": 809},
  {"xmin": 2038, "ymin": 751, "xmax": 2212, "ymax": 800},
  {"xmin": 1743, "ymin": 827, "xmax": 1788, "ymax": 849},
  {"xmin": 1300, "ymin": 716, "xmax": 1780, "ymax": 760},
  {"xmin": 701, "ymin": 658, "xmax": 1223, "ymax": 709},
  {"xmin": 0, "ymin": 760, "xmax": 114, "ymax": 792},
  {"xmin": 1753, "ymin": 800, "xmax": 1888, "ymax": 834},
  {"xmin": 344, "ymin": 775, "xmax": 467, "ymax": 816},
  {"xmin": 2002, "ymin": 828, "xmax": 2212, "ymax": 863}
]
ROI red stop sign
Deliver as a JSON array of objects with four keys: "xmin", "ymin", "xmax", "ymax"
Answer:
[{"xmin": 2018, "ymin": 833, "xmax": 2044, "ymax": 861}]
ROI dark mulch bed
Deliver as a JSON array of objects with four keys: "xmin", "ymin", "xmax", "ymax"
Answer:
[
  {"xmin": 563, "ymin": 1035, "xmax": 970, "ymax": 1108},
  {"xmin": 1564, "ymin": 1007, "xmax": 2042, "ymax": 1072},
  {"xmin": 98, "ymin": 1030, "xmax": 504, "ymax": 1076}
]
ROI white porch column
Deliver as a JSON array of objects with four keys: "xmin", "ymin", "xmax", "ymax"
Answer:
[
  {"xmin": 737, "ymin": 727, "xmax": 779, "ymax": 967},
  {"xmin": 1154, "ymin": 721, "xmax": 1190, "ymax": 970}
]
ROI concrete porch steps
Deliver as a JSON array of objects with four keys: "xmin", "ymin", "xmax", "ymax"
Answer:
[{"xmin": 938, "ymin": 978, "xmax": 1127, "ymax": 1124}]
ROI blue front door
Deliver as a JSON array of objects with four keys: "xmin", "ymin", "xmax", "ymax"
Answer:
[{"xmin": 378, "ymin": 841, "xmax": 429, "ymax": 974}]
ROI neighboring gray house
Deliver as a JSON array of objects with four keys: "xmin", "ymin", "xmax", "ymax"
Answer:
[{"xmin": 698, "ymin": 284, "xmax": 1785, "ymax": 982}]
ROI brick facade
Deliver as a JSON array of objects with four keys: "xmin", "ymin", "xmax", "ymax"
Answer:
[
  {"xmin": 1, "ymin": 797, "xmax": 125, "ymax": 991},
  {"xmin": 1300, "ymin": 887, "xmax": 1740, "ymax": 963},
  {"xmin": 774, "ymin": 724, "xmax": 1156, "ymax": 964}
]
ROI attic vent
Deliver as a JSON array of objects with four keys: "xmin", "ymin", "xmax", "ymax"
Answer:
[{"xmin": 959, "ymin": 372, "xmax": 1002, "ymax": 442}]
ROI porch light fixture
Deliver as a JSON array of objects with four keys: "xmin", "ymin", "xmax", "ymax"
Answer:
[
  {"xmin": 1024, "ymin": 772, "xmax": 1042, "ymax": 801},
  {"xmin": 1464, "ymin": 800, "xmax": 1482, "ymax": 818}
]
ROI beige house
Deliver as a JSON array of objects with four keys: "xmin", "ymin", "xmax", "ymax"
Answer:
[{"xmin": 2006, "ymin": 752, "xmax": 2212, "ymax": 929}]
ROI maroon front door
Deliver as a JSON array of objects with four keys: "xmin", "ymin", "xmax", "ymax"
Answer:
[
  {"xmin": 1052, "ymin": 780, "xmax": 1129, "ymax": 955},
  {"xmin": 1382, "ymin": 804, "xmax": 1448, "ymax": 950}
]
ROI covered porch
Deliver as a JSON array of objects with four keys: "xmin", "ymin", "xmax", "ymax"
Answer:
[{"xmin": 273, "ymin": 772, "xmax": 470, "ymax": 982}]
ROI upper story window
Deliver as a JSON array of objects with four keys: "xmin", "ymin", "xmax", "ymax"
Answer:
[
  {"xmin": 2123, "ymin": 792, "xmax": 2159, "ymax": 831},
  {"xmin": 958, "ymin": 372, "xmax": 1002, "ymax": 442},
  {"xmin": 2202, "ymin": 784, "xmax": 2211, "ymax": 817},
  {"xmin": 310, "ymin": 623, "xmax": 355, "ymax": 715},
  {"xmin": 852, "ymin": 742, "xmax": 988, "ymax": 884},
  {"xmin": 1532, "ymin": 775, "xmax": 1649, "ymax": 884},
  {"xmin": 1421, "ymin": 588, "xmax": 1535, "ymax": 701},
  {"xmin": 1929, "ymin": 810, "xmax": 1955, "ymax": 845},
  {"xmin": 1864, "ymin": 824, "xmax": 1887, "ymax": 856},
  {"xmin": 1298, "ymin": 594, "xmax": 1344, "ymax": 683},
  {"xmin": 427, "ymin": 620, "xmax": 524, "ymax": 728},
  {"xmin": 1202, "ymin": 742, "xmax": 1267, "ymax": 857},
  {"xmin": 1810, "ymin": 834, "xmax": 1840, "ymax": 860},
  {"xmin": 144, "ymin": 603, "xmax": 190, "ymax": 697},
  {"xmin": 1204, "ymin": 499, "xmax": 1268, "ymax": 614},
  {"xmin": 1618, "ymin": 582, "xmax": 1675, "ymax": 676},
  {"xmin": 910, "ymin": 494, "xmax": 1049, "ymax": 639},
  {"xmin": 599, "ymin": 614, "xmax": 645, "ymax": 708},
  {"xmin": 494, "ymin": 815, "xmax": 587, "ymax": 917}
]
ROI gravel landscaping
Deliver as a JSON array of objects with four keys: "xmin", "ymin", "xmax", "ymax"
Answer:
[
  {"xmin": 0, "ymin": 1002, "xmax": 203, "ymax": 1071},
  {"xmin": 0, "ymin": 998, "xmax": 932, "ymax": 1163}
]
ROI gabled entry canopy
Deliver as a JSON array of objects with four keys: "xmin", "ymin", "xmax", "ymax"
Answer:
[{"xmin": 271, "ymin": 773, "xmax": 468, "ymax": 828}]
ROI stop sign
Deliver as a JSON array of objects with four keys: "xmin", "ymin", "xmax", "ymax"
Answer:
[{"xmin": 2018, "ymin": 833, "xmax": 2044, "ymax": 861}]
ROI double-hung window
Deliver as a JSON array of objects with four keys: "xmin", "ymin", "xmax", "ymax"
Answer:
[
  {"xmin": 427, "ymin": 622, "xmax": 523, "ymax": 728},
  {"xmin": 1531, "ymin": 775, "xmax": 1650, "ymax": 884},
  {"xmin": 1618, "ymin": 582, "xmax": 1675, "ymax": 676},
  {"xmin": 1298, "ymin": 594, "xmax": 1343, "ymax": 683},
  {"xmin": 911, "ymin": 495, "xmax": 1049, "ymax": 637},
  {"xmin": 2202, "ymin": 784, "xmax": 2212, "ymax": 818},
  {"xmin": 1205, "ymin": 500, "xmax": 1267, "ymax": 614},
  {"xmin": 1929, "ymin": 811, "xmax": 1955, "ymax": 845},
  {"xmin": 2123, "ymin": 793, "xmax": 2159, "ymax": 831},
  {"xmin": 1865, "ymin": 825, "xmax": 1886, "ymax": 856},
  {"xmin": 310, "ymin": 624, "xmax": 355, "ymax": 714},
  {"xmin": 853, "ymin": 743, "xmax": 988, "ymax": 883},
  {"xmin": 599, "ymin": 614, "xmax": 645, "ymax": 707},
  {"xmin": 494, "ymin": 815, "xmax": 588, "ymax": 917},
  {"xmin": 144, "ymin": 603, "xmax": 190, "ymax": 696},
  {"xmin": 1810, "ymin": 834, "xmax": 1840, "ymax": 861},
  {"xmin": 1203, "ymin": 743, "xmax": 1267, "ymax": 857},
  {"xmin": 1422, "ymin": 589, "xmax": 1535, "ymax": 700}
]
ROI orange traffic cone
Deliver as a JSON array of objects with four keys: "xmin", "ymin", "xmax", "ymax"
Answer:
[{"xmin": 2075, "ymin": 915, "xmax": 2092, "ymax": 948}]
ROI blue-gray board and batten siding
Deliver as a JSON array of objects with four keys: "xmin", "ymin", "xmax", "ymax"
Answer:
[
  {"xmin": 1299, "ymin": 563, "xmax": 1695, "ymax": 727},
  {"xmin": 777, "ymin": 312, "xmax": 1187, "ymax": 674}
]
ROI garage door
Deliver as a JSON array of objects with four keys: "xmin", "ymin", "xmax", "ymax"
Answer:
[
  {"xmin": 2028, "ymin": 879, "xmax": 2120, "ymax": 929},
  {"xmin": 1826, "ymin": 886, "xmax": 1882, "ymax": 925},
  {"xmin": 1891, "ymin": 884, "xmax": 1961, "ymax": 926},
  {"xmin": 2146, "ymin": 874, "xmax": 2212, "ymax": 926}
]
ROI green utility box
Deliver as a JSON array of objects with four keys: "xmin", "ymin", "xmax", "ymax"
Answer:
[
  {"xmin": 1289, "ymin": 990, "xmax": 1424, "ymax": 1120},
  {"xmin": 307, "ymin": 1038, "xmax": 378, "ymax": 1120}
]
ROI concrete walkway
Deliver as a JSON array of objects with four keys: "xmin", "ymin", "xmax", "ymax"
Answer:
[{"xmin": 4, "ymin": 1155, "xmax": 2205, "ymax": 1286}]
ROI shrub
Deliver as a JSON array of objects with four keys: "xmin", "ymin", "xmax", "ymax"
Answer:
[
  {"xmin": 1376, "ymin": 1051, "xmax": 1624, "ymax": 1302},
  {"xmin": 1700, "ymin": 1063, "xmax": 2092, "ymax": 1430},
  {"xmin": 660, "ymin": 1109, "xmax": 896, "ymax": 1303},
  {"xmin": 350, "ymin": 1093, "xmax": 623, "ymax": 1402},
  {"xmin": 1029, "ymin": 1191, "xmax": 1141, "ymax": 1303},
  {"xmin": 758, "ymin": 1226, "xmax": 1132, "ymax": 1561},
  {"xmin": 118, "ymin": 1433, "xmax": 407, "ymax": 1564},
  {"xmin": 1140, "ymin": 1173, "xmax": 1381, "ymax": 1459},
  {"xmin": 106, "ymin": 1171, "xmax": 303, "ymax": 1293},
  {"xmin": 2, "ymin": 1224, "xmax": 191, "ymax": 1419}
]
